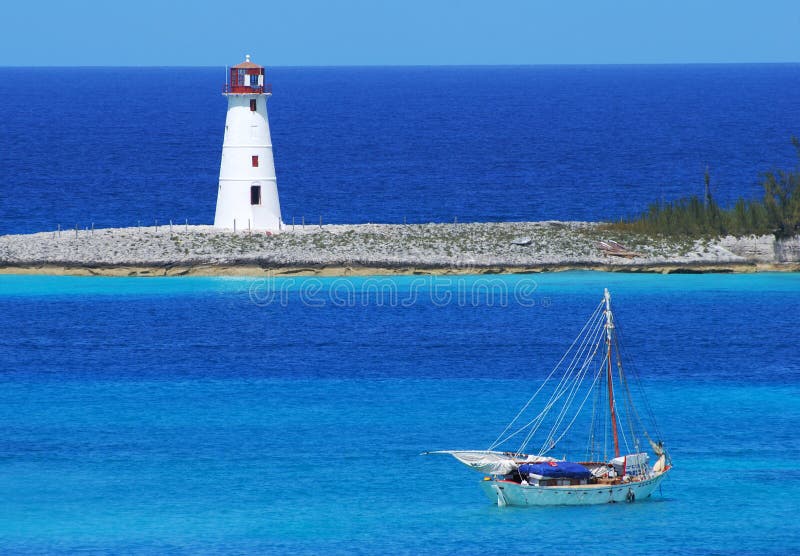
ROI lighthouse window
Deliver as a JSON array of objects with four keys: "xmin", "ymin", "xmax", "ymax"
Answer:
[
  {"xmin": 250, "ymin": 185, "xmax": 262, "ymax": 205},
  {"xmin": 250, "ymin": 99, "xmax": 257, "ymax": 111},
  {"xmin": 252, "ymin": 155, "xmax": 259, "ymax": 167}
]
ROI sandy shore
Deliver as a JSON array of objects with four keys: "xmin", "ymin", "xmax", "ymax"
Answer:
[{"xmin": 0, "ymin": 222, "xmax": 798, "ymax": 277}]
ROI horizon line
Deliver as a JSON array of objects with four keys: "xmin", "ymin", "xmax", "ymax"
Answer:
[{"xmin": 1, "ymin": 61, "xmax": 799, "ymax": 69}]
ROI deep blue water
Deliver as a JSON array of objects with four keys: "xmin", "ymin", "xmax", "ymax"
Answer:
[
  {"xmin": 1, "ymin": 273, "xmax": 799, "ymax": 553},
  {"xmin": 1, "ymin": 65, "xmax": 799, "ymax": 235}
]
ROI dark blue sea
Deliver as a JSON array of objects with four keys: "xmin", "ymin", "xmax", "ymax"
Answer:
[
  {"xmin": 1, "ymin": 65, "xmax": 799, "ymax": 234},
  {"xmin": 1, "ymin": 66, "xmax": 800, "ymax": 553}
]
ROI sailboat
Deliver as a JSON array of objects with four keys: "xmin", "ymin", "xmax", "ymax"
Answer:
[{"xmin": 428, "ymin": 289, "xmax": 671, "ymax": 506}]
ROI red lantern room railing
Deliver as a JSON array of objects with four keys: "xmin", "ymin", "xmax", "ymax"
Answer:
[
  {"xmin": 224, "ymin": 55, "xmax": 271, "ymax": 94},
  {"xmin": 223, "ymin": 83, "xmax": 272, "ymax": 94}
]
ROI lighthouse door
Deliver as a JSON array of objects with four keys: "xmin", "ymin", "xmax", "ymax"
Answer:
[{"xmin": 250, "ymin": 184, "xmax": 262, "ymax": 205}]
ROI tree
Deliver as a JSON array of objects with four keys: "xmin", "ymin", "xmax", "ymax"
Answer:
[
  {"xmin": 762, "ymin": 137, "xmax": 800, "ymax": 238},
  {"xmin": 610, "ymin": 138, "xmax": 800, "ymax": 239}
]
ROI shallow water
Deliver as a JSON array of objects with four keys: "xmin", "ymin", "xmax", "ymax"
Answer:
[{"xmin": 0, "ymin": 272, "xmax": 798, "ymax": 553}]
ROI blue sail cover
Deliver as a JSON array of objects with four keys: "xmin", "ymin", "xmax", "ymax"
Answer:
[{"xmin": 519, "ymin": 461, "xmax": 591, "ymax": 479}]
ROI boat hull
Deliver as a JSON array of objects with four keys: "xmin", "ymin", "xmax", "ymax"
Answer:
[{"xmin": 479, "ymin": 471, "xmax": 669, "ymax": 506}]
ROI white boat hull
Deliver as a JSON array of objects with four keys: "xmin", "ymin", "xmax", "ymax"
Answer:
[{"xmin": 479, "ymin": 471, "xmax": 669, "ymax": 506}]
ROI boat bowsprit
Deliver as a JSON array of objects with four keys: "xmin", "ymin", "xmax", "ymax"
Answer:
[{"xmin": 427, "ymin": 289, "xmax": 672, "ymax": 506}]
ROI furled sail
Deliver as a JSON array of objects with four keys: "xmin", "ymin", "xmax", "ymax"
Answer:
[
  {"xmin": 426, "ymin": 451, "xmax": 519, "ymax": 475},
  {"xmin": 426, "ymin": 450, "xmax": 558, "ymax": 474},
  {"xmin": 649, "ymin": 439, "xmax": 665, "ymax": 456}
]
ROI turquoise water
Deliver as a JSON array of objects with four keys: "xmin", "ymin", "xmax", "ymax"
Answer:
[{"xmin": 1, "ymin": 272, "xmax": 799, "ymax": 553}]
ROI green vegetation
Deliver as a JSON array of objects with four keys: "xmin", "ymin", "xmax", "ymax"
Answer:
[{"xmin": 610, "ymin": 138, "xmax": 800, "ymax": 238}]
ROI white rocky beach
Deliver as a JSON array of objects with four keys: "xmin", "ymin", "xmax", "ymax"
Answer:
[{"xmin": 0, "ymin": 221, "xmax": 798, "ymax": 276}]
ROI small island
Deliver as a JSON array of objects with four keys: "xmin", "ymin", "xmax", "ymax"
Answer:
[{"xmin": 1, "ymin": 220, "xmax": 798, "ymax": 276}]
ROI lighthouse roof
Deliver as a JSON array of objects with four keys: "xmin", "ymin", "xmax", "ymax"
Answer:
[{"xmin": 232, "ymin": 54, "xmax": 262, "ymax": 69}]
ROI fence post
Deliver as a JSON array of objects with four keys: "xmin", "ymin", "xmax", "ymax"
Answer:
[
  {"xmin": 234, "ymin": 219, "xmax": 237, "ymax": 233},
  {"xmin": 91, "ymin": 222, "xmax": 94, "ymax": 236},
  {"xmin": 185, "ymin": 218, "xmax": 188, "ymax": 233},
  {"xmin": 155, "ymin": 219, "xmax": 159, "ymax": 232},
  {"xmin": 169, "ymin": 219, "xmax": 173, "ymax": 233},
  {"xmin": 57, "ymin": 224, "xmax": 61, "ymax": 238},
  {"xmin": 292, "ymin": 216, "xmax": 295, "ymax": 231},
  {"xmin": 75, "ymin": 224, "xmax": 78, "ymax": 239}
]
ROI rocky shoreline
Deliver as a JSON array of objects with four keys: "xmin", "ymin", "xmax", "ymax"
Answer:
[{"xmin": 1, "ymin": 222, "xmax": 798, "ymax": 276}]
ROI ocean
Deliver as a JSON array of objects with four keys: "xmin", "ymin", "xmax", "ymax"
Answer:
[
  {"xmin": 0, "ymin": 273, "xmax": 799, "ymax": 553},
  {"xmin": 1, "ymin": 65, "xmax": 800, "ymax": 553},
  {"xmin": 1, "ymin": 65, "xmax": 799, "ymax": 234}
]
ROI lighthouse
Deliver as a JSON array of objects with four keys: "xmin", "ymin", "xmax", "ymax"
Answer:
[{"xmin": 214, "ymin": 55, "xmax": 282, "ymax": 231}]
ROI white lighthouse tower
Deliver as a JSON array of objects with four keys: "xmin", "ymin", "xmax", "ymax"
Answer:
[{"xmin": 214, "ymin": 55, "xmax": 282, "ymax": 231}]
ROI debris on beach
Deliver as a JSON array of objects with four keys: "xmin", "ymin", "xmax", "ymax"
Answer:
[{"xmin": 597, "ymin": 240, "xmax": 642, "ymax": 258}]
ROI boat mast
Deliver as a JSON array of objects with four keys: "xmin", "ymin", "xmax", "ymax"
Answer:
[{"xmin": 604, "ymin": 288, "xmax": 620, "ymax": 458}]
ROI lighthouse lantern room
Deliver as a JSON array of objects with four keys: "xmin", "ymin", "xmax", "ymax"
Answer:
[{"xmin": 214, "ymin": 55, "xmax": 282, "ymax": 231}]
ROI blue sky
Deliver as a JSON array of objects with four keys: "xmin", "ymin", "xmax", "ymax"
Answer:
[{"xmin": 2, "ymin": 0, "xmax": 799, "ymax": 66}]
